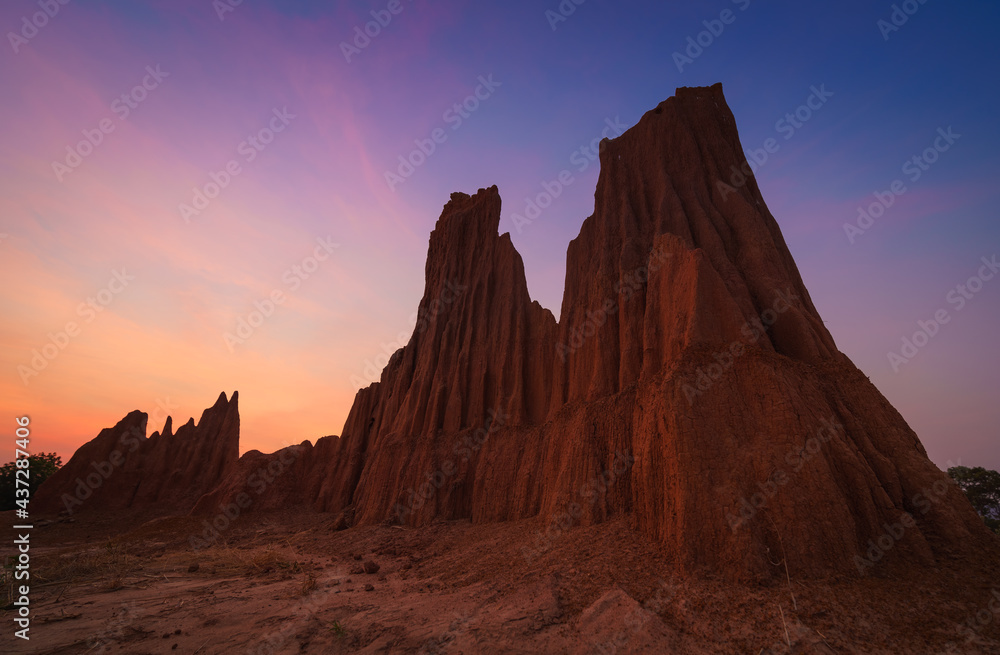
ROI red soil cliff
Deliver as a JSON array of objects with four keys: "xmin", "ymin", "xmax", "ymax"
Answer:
[
  {"xmin": 34, "ymin": 392, "xmax": 239, "ymax": 515},
  {"xmin": 37, "ymin": 84, "xmax": 997, "ymax": 580}
]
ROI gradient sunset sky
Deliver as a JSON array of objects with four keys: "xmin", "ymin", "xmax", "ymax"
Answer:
[{"xmin": 2, "ymin": 0, "xmax": 998, "ymax": 471}]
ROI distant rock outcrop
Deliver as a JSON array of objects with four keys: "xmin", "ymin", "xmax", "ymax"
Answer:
[
  {"xmin": 33, "ymin": 392, "xmax": 240, "ymax": 515},
  {"xmin": 40, "ymin": 84, "xmax": 997, "ymax": 580}
]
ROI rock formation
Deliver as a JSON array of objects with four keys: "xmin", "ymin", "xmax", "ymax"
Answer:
[
  {"xmin": 37, "ymin": 84, "xmax": 997, "ymax": 580},
  {"xmin": 33, "ymin": 391, "xmax": 240, "ymax": 516}
]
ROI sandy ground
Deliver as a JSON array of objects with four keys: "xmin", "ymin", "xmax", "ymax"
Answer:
[{"xmin": 3, "ymin": 509, "xmax": 1000, "ymax": 654}]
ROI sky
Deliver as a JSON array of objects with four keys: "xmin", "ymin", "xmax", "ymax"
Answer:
[{"xmin": 1, "ymin": 0, "xmax": 998, "ymax": 471}]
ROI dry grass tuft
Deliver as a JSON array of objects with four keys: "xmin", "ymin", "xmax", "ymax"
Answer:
[
  {"xmin": 300, "ymin": 572, "xmax": 318, "ymax": 596},
  {"xmin": 34, "ymin": 539, "xmax": 138, "ymax": 591},
  {"xmin": 1, "ymin": 556, "xmax": 17, "ymax": 609},
  {"xmin": 200, "ymin": 546, "xmax": 297, "ymax": 576}
]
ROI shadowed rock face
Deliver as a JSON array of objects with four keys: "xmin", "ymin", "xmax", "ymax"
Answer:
[
  {"xmin": 33, "ymin": 392, "xmax": 240, "ymax": 516},
  {"xmin": 39, "ymin": 84, "xmax": 996, "ymax": 580}
]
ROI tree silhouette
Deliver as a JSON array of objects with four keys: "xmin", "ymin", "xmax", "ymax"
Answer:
[
  {"xmin": 1, "ymin": 453, "xmax": 62, "ymax": 512},
  {"xmin": 948, "ymin": 466, "xmax": 1000, "ymax": 535}
]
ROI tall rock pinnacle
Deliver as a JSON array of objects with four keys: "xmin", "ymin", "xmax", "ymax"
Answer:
[{"xmin": 555, "ymin": 83, "xmax": 838, "ymax": 407}]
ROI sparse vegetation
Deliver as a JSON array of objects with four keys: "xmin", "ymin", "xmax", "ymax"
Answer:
[
  {"xmin": 326, "ymin": 620, "xmax": 346, "ymax": 637},
  {"xmin": 0, "ymin": 452, "xmax": 62, "ymax": 511},
  {"xmin": 1, "ymin": 555, "xmax": 16, "ymax": 609},
  {"xmin": 948, "ymin": 466, "xmax": 1000, "ymax": 535},
  {"xmin": 34, "ymin": 539, "xmax": 137, "ymax": 591},
  {"xmin": 205, "ymin": 546, "xmax": 300, "ymax": 576}
]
